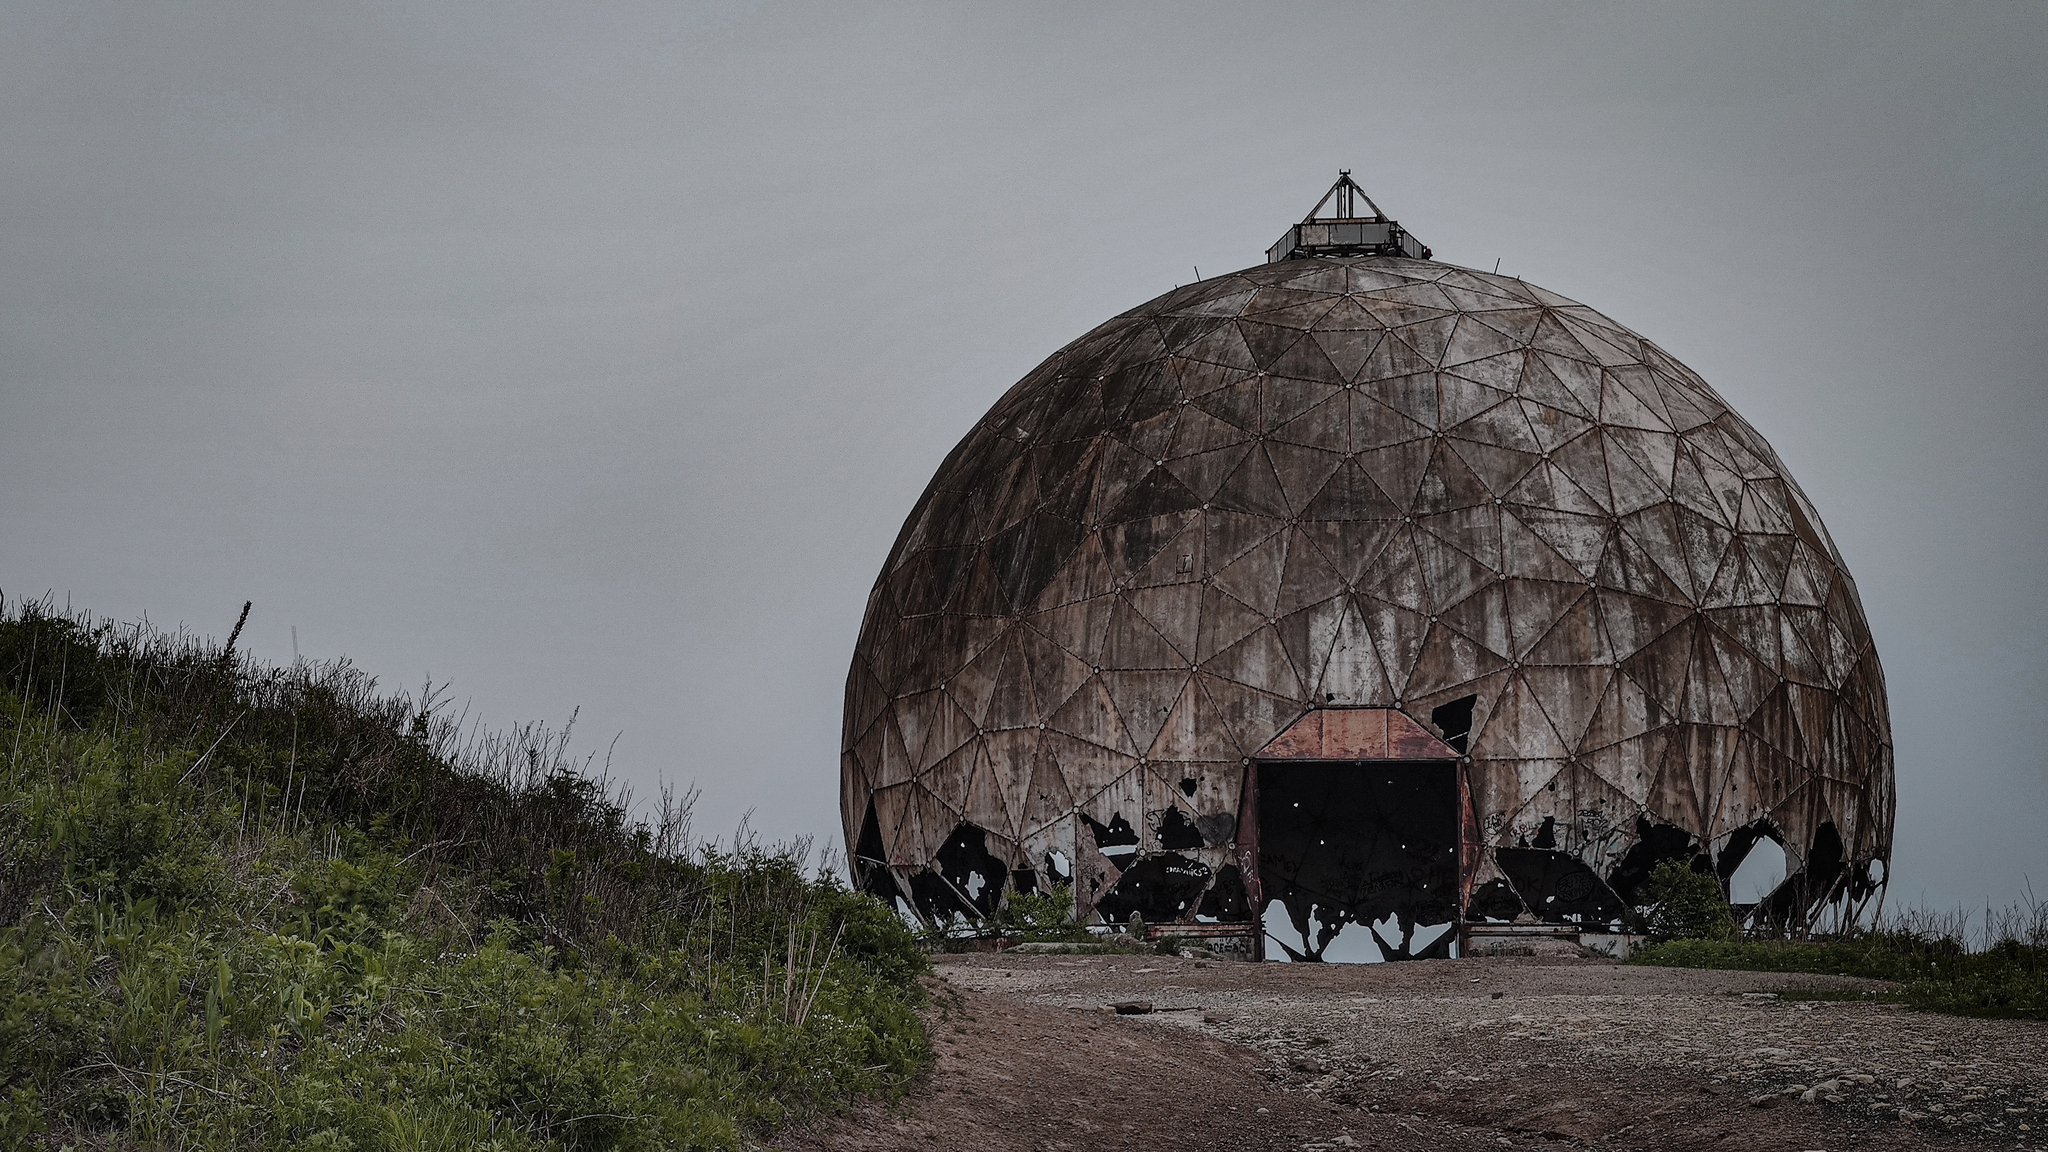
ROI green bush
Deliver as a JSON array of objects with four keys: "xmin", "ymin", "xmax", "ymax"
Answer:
[
  {"xmin": 997, "ymin": 885, "xmax": 1089, "ymax": 942},
  {"xmin": 1632, "ymin": 859, "xmax": 1738, "ymax": 943},
  {"xmin": 0, "ymin": 597, "xmax": 930, "ymax": 1149}
]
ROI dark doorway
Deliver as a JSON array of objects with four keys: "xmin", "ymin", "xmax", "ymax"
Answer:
[{"xmin": 1255, "ymin": 759, "xmax": 1459, "ymax": 961}]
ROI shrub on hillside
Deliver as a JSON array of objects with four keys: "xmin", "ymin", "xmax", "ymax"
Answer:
[
  {"xmin": 998, "ymin": 884, "xmax": 1090, "ymax": 942},
  {"xmin": 0, "ymin": 597, "xmax": 929, "ymax": 1149},
  {"xmin": 1633, "ymin": 859, "xmax": 1740, "ymax": 944}
]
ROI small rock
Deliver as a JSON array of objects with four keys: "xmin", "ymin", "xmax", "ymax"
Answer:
[
  {"xmin": 1203, "ymin": 1012, "xmax": 1233, "ymax": 1023},
  {"xmin": 1289, "ymin": 1055, "xmax": 1328, "ymax": 1074},
  {"xmin": 1750, "ymin": 1094, "xmax": 1782, "ymax": 1109},
  {"xmin": 1491, "ymin": 991, "xmax": 1505, "ymax": 999},
  {"xmin": 1331, "ymin": 1137, "xmax": 1360, "ymax": 1148},
  {"xmin": 1111, "ymin": 1000, "xmax": 1153, "ymax": 1015}
]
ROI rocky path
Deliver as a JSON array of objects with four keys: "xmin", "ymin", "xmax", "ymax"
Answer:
[{"xmin": 776, "ymin": 953, "xmax": 2048, "ymax": 1151}]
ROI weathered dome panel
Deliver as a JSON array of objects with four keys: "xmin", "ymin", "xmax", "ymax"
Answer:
[{"xmin": 843, "ymin": 253, "xmax": 1892, "ymax": 951}]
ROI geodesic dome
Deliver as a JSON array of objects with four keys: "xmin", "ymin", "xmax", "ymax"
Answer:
[{"xmin": 841, "ymin": 189, "xmax": 1892, "ymax": 959}]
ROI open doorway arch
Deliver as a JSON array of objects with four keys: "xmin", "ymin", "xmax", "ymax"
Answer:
[{"xmin": 1239, "ymin": 708, "xmax": 1472, "ymax": 961}]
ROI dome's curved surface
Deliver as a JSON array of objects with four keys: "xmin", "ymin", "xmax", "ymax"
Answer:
[{"xmin": 843, "ymin": 253, "xmax": 1892, "ymax": 956}]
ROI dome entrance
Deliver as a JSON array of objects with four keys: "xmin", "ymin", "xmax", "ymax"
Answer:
[{"xmin": 1247, "ymin": 707, "xmax": 1462, "ymax": 962}]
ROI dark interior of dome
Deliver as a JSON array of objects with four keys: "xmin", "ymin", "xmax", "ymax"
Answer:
[
  {"xmin": 1492, "ymin": 848, "xmax": 1627, "ymax": 923},
  {"xmin": 1429, "ymin": 694, "xmax": 1477, "ymax": 755},
  {"xmin": 1094, "ymin": 851, "xmax": 1215, "ymax": 924},
  {"xmin": 1082, "ymin": 812, "xmax": 1140, "ymax": 859},
  {"xmin": 904, "ymin": 822, "xmax": 1009, "ymax": 922},
  {"xmin": 851, "ymin": 797, "xmax": 896, "ymax": 903},
  {"xmin": 1255, "ymin": 760, "xmax": 1459, "ymax": 961}
]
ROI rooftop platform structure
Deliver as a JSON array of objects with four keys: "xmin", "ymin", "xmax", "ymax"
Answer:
[{"xmin": 1266, "ymin": 170, "xmax": 1431, "ymax": 263}]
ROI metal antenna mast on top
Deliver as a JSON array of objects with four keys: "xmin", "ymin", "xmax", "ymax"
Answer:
[
  {"xmin": 1267, "ymin": 170, "xmax": 1429, "ymax": 263},
  {"xmin": 1301, "ymin": 170, "xmax": 1388, "ymax": 223}
]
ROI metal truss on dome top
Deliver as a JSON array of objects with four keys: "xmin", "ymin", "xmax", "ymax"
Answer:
[{"xmin": 1266, "ymin": 170, "xmax": 1432, "ymax": 264}]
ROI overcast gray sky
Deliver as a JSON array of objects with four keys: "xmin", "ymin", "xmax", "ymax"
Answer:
[{"xmin": 2, "ymin": 2, "xmax": 2042, "ymax": 916}]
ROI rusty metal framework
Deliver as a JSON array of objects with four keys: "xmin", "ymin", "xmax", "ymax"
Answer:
[
  {"xmin": 843, "ymin": 176, "xmax": 1893, "ymax": 958},
  {"xmin": 1267, "ymin": 170, "xmax": 1431, "ymax": 263}
]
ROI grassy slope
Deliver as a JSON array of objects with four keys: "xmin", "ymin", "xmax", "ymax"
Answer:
[
  {"xmin": 1631, "ymin": 934, "xmax": 2048, "ymax": 1020},
  {"xmin": 0, "ymin": 602, "xmax": 928, "ymax": 1149}
]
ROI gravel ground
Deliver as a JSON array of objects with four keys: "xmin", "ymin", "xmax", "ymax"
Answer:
[{"xmin": 891, "ymin": 952, "xmax": 2048, "ymax": 1151}]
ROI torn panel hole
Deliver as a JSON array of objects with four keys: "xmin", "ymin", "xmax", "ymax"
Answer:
[
  {"xmin": 1493, "ymin": 847, "xmax": 1626, "ymax": 924},
  {"xmin": 1010, "ymin": 867, "xmax": 1039, "ymax": 896},
  {"xmin": 1467, "ymin": 877, "xmax": 1524, "ymax": 922},
  {"xmin": 1179, "ymin": 776, "xmax": 1198, "ymax": 797},
  {"xmin": 1197, "ymin": 864, "xmax": 1250, "ymax": 922},
  {"xmin": 907, "ymin": 870, "xmax": 974, "ymax": 924},
  {"xmin": 1845, "ymin": 858, "xmax": 1888, "ymax": 907},
  {"xmin": 1606, "ymin": 818, "xmax": 1700, "ymax": 904},
  {"xmin": 1093, "ymin": 852, "xmax": 1212, "ymax": 924},
  {"xmin": 1156, "ymin": 806, "xmax": 1206, "ymax": 849},
  {"xmin": 1082, "ymin": 812, "xmax": 1140, "ymax": 861},
  {"xmin": 1726, "ymin": 834, "xmax": 1788, "ymax": 906},
  {"xmin": 934, "ymin": 822, "xmax": 1008, "ymax": 918},
  {"xmin": 1429, "ymin": 694, "xmax": 1478, "ymax": 755},
  {"xmin": 1761, "ymin": 820, "xmax": 1848, "ymax": 928},
  {"xmin": 1043, "ymin": 850, "xmax": 1072, "ymax": 886},
  {"xmin": 851, "ymin": 797, "xmax": 898, "ymax": 903}
]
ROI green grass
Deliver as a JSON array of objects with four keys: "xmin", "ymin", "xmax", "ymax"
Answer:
[
  {"xmin": 1632, "ymin": 934, "xmax": 2048, "ymax": 1020},
  {"xmin": 0, "ymin": 598, "xmax": 929, "ymax": 1149},
  {"xmin": 1768, "ymin": 984, "xmax": 1903, "ymax": 1004}
]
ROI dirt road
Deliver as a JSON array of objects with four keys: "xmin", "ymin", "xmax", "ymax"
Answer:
[{"xmin": 776, "ymin": 953, "xmax": 2048, "ymax": 1152}]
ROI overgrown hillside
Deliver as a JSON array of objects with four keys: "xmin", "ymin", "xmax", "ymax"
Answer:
[
  {"xmin": 1626, "ymin": 862, "xmax": 2048, "ymax": 1019},
  {"xmin": 0, "ymin": 598, "xmax": 928, "ymax": 1149}
]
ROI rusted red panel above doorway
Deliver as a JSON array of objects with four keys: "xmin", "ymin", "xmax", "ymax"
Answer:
[{"xmin": 1255, "ymin": 707, "xmax": 1458, "ymax": 761}]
